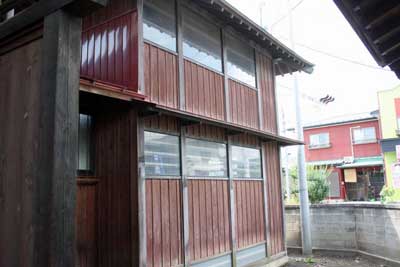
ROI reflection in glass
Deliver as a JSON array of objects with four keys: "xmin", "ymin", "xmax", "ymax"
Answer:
[
  {"xmin": 186, "ymin": 139, "xmax": 227, "ymax": 177},
  {"xmin": 144, "ymin": 131, "xmax": 180, "ymax": 176},
  {"xmin": 232, "ymin": 146, "xmax": 262, "ymax": 178},
  {"xmin": 79, "ymin": 114, "xmax": 93, "ymax": 172},
  {"xmin": 226, "ymin": 34, "xmax": 256, "ymax": 87},
  {"xmin": 183, "ymin": 8, "xmax": 222, "ymax": 72},
  {"xmin": 143, "ymin": 0, "xmax": 177, "ymax": 52}
]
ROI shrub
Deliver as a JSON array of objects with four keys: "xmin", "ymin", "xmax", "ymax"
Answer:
[{"xmin": 289, "ymin": 166, "xmax": 330, "ymax": 204}]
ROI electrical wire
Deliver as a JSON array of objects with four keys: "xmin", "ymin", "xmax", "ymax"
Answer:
[{"xmin": 270, "ymin": 0, "xmax": 305, "ymax": 29}]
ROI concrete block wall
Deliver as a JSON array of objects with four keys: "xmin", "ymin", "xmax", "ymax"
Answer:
[{"xmin": 285, "ymin": 203, "xmax": 400, "ymax": 262}]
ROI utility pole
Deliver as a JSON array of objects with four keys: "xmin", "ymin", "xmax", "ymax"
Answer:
[{"xmin": 287, "ymin": 0, "xmax": 312, "ymax": 255}]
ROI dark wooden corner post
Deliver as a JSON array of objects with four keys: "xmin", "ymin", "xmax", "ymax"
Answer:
[
  {"xmin": 32, "ymin": 1, "xmax": 105, "ymax": 266},
  {"xmin": 261, "ymin": 143, "xmax": 271, "ymax": 257},
  {"xmin": 227, "ymin": 136, "xmax": 237, "ymax": 267}
]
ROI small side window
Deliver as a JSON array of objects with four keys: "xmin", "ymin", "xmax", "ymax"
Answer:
[{"xmin": 78, "ymin": 114, "xmax": 94, "ymax": 175}]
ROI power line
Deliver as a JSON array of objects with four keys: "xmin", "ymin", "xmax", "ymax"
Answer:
[
  {"xmin": 290, "ymin": 40, "xmax": 393, "ymax": 72},
  {"xmin": 270, "ymin": 0, "xmax": 305, "ymax": 29}
]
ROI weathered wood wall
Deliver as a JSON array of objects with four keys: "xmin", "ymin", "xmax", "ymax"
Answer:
[
  {"xmin": 94, "ymin": 107, "xmax": 138, "ymax": 267},
  {"xmin": 234, "ymin": 180, "xmax": 265, "ymax": 249},
  {"xmin": 184, "ymin": 60, "xmax": 225, "ymax": 121},
  {"xmin": 257, "ymin": 53, "xmax": 277, "ymax": 134},
  {"xmin": 145, "ymin": 179, "xmax": 183, "ymax": 267},
  {"xmin": 0, "ymin": 28, "xmax": 43, "ymax": 267},
  {"xmin": 144, "ymin": 43, "xmax": 179, "ymax": 109},
  {"xmin": 188, "ymin": 179, "xmax": 231, "ymax": 261},
  {"xmin": 263, "ymin": 142, "xmax": 285, "ymax": 255}
]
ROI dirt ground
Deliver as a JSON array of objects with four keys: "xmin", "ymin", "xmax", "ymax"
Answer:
[{"xmin": 287, "ymin": 254, "xmax": 384, "ymax": 267}]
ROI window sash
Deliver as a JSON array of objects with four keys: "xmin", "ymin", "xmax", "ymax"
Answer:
[
  {"xmin": 353, "ymin": 127, "xmax": 376, "ymax": 143},
  {"xmin": 144, "ymin": 131, "xmax": 181, "ymax": 177},
  {"xmin": 226, "ymin": 34, "xmax": 256, "ymax": 87},
  {"xmin": 78, "ymin": 114, "xmax": 93, "ymax": 173},
  {"xmin": 182, "ymin": 7, "xmax": 223, "ymax": 72},
  {"xmin": 143, "ymin": 0, "xmax": 177, "ymax": 52},
  {"xmin": 231, "ymin": 146, "xmax": 262, "ymax": 179},
  {"xmin": 309, "ymin": 133, "xmax": 330, "ymax": 147},
  {"xmin": 186, "ymin": 138, "xmax": 227, "ymax": 177}
]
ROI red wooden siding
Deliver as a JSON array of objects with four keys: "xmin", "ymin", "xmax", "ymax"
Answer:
[
  {"xmin": 263, "ymin": 142, "xmax": 285, "ymax": 255},
  {"xmin": 144, "ymin": 43, "xmax": 179, "ymax": 109},
  {"xmin": 76, "ymin": 180, "xmax": 99, "ymax": 267},
  {"xmin": 184, "ymin": 60, "xmax": 225, "ymax": 121},
  {"xmin": 231, "ymin": 133, "xmax": 259, "ymax": 147},
  {"xmin": 188, "ymin": 180, "xmax": 231, "ymax": 261},
  {"xmin": 94, "ymin": 108, "xmax": 136, "ymax": 266},
  {"xmin": 234, "ymin": 180, "xmax": 265, "ymax": 249},
  {"xmin": 185, "ymin": 124, "xmax": 226, "ymax": 142},
  {"xmin": 144, "ymin": 115, "xmax": 180, "ymax": 134},
  {"xmin": 257, "ymin": 53, "xmax": 277, "ymax": 133},
  {"xmin": 146, "ymin": 179, "xmax": 183, "ymax": 267},
  {"xmin": 81, "ymin": 10, "xmax": 138, "ymax": 91},
  {"xmin": 229, "ymin": 79, "xmax": 259, "ymax": 129}
]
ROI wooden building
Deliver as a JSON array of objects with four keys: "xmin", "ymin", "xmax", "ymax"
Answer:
[{"xmin": 0, "ymin": 0, "xmax": 313, "ymax": 267}]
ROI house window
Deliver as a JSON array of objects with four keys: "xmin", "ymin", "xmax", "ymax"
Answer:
[
  {"xmin": 186, "ymin": 138, "xmax": 227, "ymax": 177},
  {"xmin": 397, "ymin": 117, "xmax": 400, "ymax": 130},
  {"xmin": 144, "ymin": 131, "xmax": 180, "ymax": 177},
  {"xmin": 353, "ymin": 127, "xmax": 376, "ymax": 144},
  {"xmin": 226, "ymin": 34, "xmax": 256, "ymax": 87},
  {"xmin": 78, "ymin": 114, "xmax": 94, "ymax": 174},
  {"xmin": 309, "ymin": 133, "xmax": 330, "ymax": 149},
  {"xmin": 143, "ymin": 0, "xmax": 176, "ymax": 52},
  {"xmin": 232, "ymin": 146, "xmax": 262, "ymax": 179},
  {"xmin": 182, "ymin": 7, "xmax": 222, "ymax": 72}
]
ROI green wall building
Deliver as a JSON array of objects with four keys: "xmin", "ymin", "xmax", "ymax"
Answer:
[{"xmin": 378, "ymin": 85, "xmax": 400, "ymax": 200}]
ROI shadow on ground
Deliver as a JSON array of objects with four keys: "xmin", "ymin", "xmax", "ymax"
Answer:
[{"xmin": 287, "ymin": 254, "xmax": 384, "ymax": 267}]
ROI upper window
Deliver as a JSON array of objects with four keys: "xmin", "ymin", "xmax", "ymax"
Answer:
[
  {"xmin": 309, "ymin": 133, "xmax": 330, "ymax": 149},
  {"xmin": 353, "ymin": 127, "xmax": 376, "ymax": 144},
  {"xmin": 182, "ymin": 8, "xmax": 222, "ymax": 72},
  {"xmin": 78, "ymin": 114, "xmax": 94, "ymax": 173},
  {"xmin": 226, "ymin": 34, "xmax": 256, "ymax": 87},
  {"xmin": 143, "ymin": 0, "xmax": 177, "ymax": 52},
  {"xmin": 144, "ymin": 131, "xmax": 180, "ymax": 177},
  {"xmin": 232, "ymin": 146, "xmax": 262, "ymax": 179},
  {"xmin": 186, "ymin": 138, "xmax": 227, "ymax": 177}
]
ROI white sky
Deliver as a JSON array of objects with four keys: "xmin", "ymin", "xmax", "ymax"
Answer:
[{"xmin": 227, "ymin": 0, "xmax": 399, "ymax": 136}]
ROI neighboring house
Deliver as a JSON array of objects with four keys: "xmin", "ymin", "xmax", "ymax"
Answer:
[
  {"xmin": 0, "ymin": 0, "xmax": 314, "ymax": 267},
  {"xmin": 378, "ymin": 85, "xmax": 400, "ymax": 200},
  {"xmin": 304, "ymin": 113, "xmax": 384, "ymax": 201}
]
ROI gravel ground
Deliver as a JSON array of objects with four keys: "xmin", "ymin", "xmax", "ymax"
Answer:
[{"xmin": 287, "ymin": 254, "xmax": 384, "ymax": 267}]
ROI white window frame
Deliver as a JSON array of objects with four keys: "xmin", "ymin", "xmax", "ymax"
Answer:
[
  {"xmin": 352, "ymin": 127, "xmax": 377, "ymax": 144},
  {"xmin": 309, "ymin": 133, "xmax": 330, "ymax": 149}
]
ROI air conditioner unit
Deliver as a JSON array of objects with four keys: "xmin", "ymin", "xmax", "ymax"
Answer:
[{"xmin": 343, "ymin": 156, "xmax": 354, "ymax": 164}]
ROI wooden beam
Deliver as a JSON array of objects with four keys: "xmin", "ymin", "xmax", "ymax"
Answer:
[
  {"xmin": 0, "ymin": 0, "xmax": 106, "ymax": 41},
  {"xmin": 222, "ymin": 28, "xmax": 230, "ymax": 122},
  {"xmin": 33, "ymin": 9, "xmax": 81, "ymax": 267},
  {"xmin": 177, "ymin": 0, "xmax": 185, "ymax": 110},
  {"xmin": 364, "ymin": 3, "xmax": 400, "ymax": 31},
  {"xmin": 137, "ymin": 116, "xmax": 147, "ymax": 267},
  {"xmin": 227, "ymin": 137, "xmax": 237, "ymax": 267},
  {"xmin": 261, "ymin": 143, "xmax": 271, "ymax": 257},
  {"xmin": 180, "ymin": 127, "xmax": 191, "ymax": 267},
  {"xmin": 137, "ymin": 0, "xmax": 145, "ymax": 94}
]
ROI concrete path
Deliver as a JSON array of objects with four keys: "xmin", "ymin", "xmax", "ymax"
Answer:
[{"xmin": 287, "ymin": 255, "xmax": 384, "ymax": 267}]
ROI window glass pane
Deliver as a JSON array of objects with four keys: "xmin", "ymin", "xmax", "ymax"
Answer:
[
  {"xmin": 309, "ymin": 133, "xmax": 329, "ymax": 147},
  {"xmin": 232, "ymin": 146, "xmax": 262, "ymax": 178},
  {"xmin": 353, "ymin": 127, "xmax": 376, "ymax": 143},
  {"xmin": 226, "ymin": 34, "xmax": 256, "ymax": 87},
  {"xmin": 183, "ymin": 8, "xmax": 222, "ymax": 72},
  {"xmin": 397, "ymin": 118, "xmax": 400, "ymax": 129},
  {"xmin": 143, "ymin": 0, "xmax": 176, "ymax": 51},
  {"xmin": 186, "ymin": 139, "xmax": 227, "ymax": 177},
  {"xmin": 78, "ymin": 114, "xmax": 93, "ymax": 171},
  {"xmin": 144, "ymin": 131, "xmax": 180, "ymax": 176}
]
